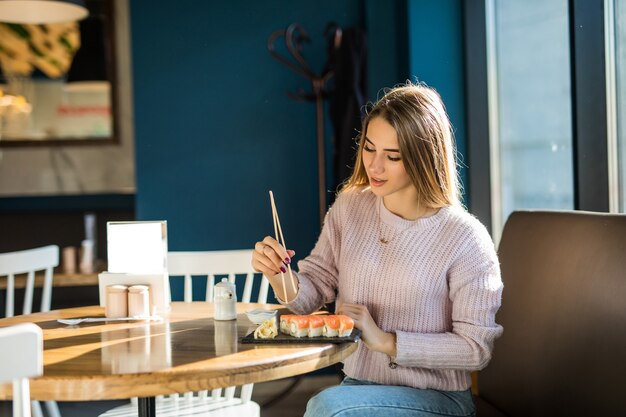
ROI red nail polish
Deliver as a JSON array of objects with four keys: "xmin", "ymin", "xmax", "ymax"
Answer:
[{"xmin": 280, "ymin": 266, "xmax": 286, "ymax": 273}]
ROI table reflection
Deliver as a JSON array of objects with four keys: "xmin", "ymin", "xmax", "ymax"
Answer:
[
  {"xmin": 213, "ymin": 320, "xmax": 238, "ymax": 357},
  {"xmin": 101, "ymin": 322, "xmax": 171, "ymax": 374}
]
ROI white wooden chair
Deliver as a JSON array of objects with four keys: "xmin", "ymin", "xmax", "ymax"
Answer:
[
  {"xmin": 0, "ymin": 246, "xmax": 61, "ymax": 417},
  {"xmin": 0, "ymin": 323, "xmax": 43, "ymax": 417},
  {"xmin": 0, "ymin": 245, "xmax": 59, "ymax": 317},
  {"xmin": 99, "ymin": 249, "xmax": 267, "ymax": 417}
]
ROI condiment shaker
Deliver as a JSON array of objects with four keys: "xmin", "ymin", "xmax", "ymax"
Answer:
[
  {"xmin": 128, "ymin": 285, "xmax": 151, "ymax": 317},
  {"xmin": 214, "ymin": 278, "xmax": 237, "ymax": 320},
  {"xmin": 62, "ymin": 246, "xmax": 77, "ymax": 274},
  {"xmin": 79, "ymin": 239, "xmax": 95, "ymax": 274},
  {"xmin": 105, "ymin": 284, "xmax": 128, "ymax": 318}
]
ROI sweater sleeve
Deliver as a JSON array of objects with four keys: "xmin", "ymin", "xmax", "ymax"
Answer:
[
  {"xmin": 278, "ymin": 194, "xmax": 344, "ymax": 314},
  {"xmin": 394, "ymin": 221, "xmax": 504, "ymax": 371}
]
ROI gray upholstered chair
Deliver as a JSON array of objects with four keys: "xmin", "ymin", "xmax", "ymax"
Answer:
[{"xmin": 474, "ymin": 210, "xmax": 626, "ymax": 416}]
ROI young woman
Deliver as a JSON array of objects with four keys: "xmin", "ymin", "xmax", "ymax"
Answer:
[{"xmin": 252, "ymin": 83, "xmax": 503, "ymax": 417}]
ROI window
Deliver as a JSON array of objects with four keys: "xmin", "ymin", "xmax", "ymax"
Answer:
[
  {"xmin": 486, "ymin": 0, "xmax": 574, "ymax": 237},
  {"xmin": 614, "ymin": 0, "xmax": 626, "ymax": 210}
]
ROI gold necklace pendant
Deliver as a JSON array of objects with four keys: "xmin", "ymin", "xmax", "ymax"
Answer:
[{"xmin": 378, "ymin": 203, "xmax": 414, "ymax": 245}]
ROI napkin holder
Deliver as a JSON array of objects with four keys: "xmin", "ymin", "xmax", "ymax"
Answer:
[{"xmin": 98, "ymin": 272, "xmax": 171, "ymax": 315}]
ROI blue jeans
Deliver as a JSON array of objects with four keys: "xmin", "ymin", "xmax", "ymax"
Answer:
[{"xmin": 304, "ymin": 377, "xmax": 476, "ymax": 417}]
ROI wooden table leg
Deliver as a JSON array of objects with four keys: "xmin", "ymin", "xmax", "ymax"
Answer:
[{"xmin": 138, "ymin": 397, "xmax": 156, "ymax": 417}]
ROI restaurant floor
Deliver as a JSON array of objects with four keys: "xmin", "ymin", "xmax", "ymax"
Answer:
[{"xmin": 53, "ymin": 374, "xmax": 342, "ymax": 417}]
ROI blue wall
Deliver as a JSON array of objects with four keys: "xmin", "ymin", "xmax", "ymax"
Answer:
[
  {"xmin": 0, "ymin": 1, "xmax": 467, "ymax": 304},
  {"xmin": 364, "ymin": 0, "xmax": 409, "ymax": 97},
  {"xmin": 129, "ymin": 1, "xmax": 466, "ymax": 300},
  {"xmin": 407, "ymin": 0, "xmax": 467, "ymax": 199},
  {"xmin": 131, "ymin": 1, "xmax": 363, "ymax": 260}
]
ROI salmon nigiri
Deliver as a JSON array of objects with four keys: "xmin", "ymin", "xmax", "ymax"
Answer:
[
  {"xmin": 289, "ymin": 315, "xmax": 310, "ymax": 338},
  {"xmin": 307, "ymin": 315, "xmax": 325, "ymax": 337}
]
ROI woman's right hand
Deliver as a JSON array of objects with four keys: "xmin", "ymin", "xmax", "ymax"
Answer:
[{"xmin": 251, "ymin": 236, "xmax": 295, "ymax": 278}]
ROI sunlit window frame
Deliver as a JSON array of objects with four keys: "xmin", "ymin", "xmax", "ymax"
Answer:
[
  {"xmin": 605, "ymin": 0, "xmax": 620, "ymax": 213},
  {"xmin": 465, "ymin": 0, "xmax": 619, "ymax": 245}
]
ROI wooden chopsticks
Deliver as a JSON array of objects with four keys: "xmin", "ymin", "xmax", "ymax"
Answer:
[{"xmin": 269, "ymin": 191, "xmax": 297, "ymax": 303}]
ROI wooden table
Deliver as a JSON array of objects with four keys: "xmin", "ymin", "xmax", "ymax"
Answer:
[{"xmin": 0, "ymin": 302, "xmax": 358, "ymax": 417}]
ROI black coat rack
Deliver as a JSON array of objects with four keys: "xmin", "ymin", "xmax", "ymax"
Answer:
[{"xmin": 267, "ymin": 23, "xmax": 338, "ymax": 226}]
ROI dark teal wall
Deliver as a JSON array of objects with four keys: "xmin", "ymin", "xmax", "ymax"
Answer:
[
  {"xmin": 0, "ymin": 1, "xmax": 467, "ymax": 272},
  {"xmin": 364, "ymin": 0, "xmax": 409, "ymax": 97},
  {"xmin": 130, "ymin": 1, "xmax": 363, "ymax": 261},
  {"xmin": 128, "ymin": 0, "xmax": 466, "ymax": 299},
  {"xmin": 406, "ymin": 0, "xmax": 467, "ymax": 200}
]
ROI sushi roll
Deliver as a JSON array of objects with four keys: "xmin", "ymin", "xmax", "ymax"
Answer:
[
  {"xmin": 289, "ymin": 315, "xmax": 310, "ymax": 338},
  {"xmin": 308, "ymin": 315, "xmax": 325, "ymax": 337},
  {"xmin": 279, "ymin": 314, "xmax": 295, "ymax": 335},
  {"xmin": 322, "ymin": 315, "xmax": 340, "ymax": 337},
  {"xmin": 337, "ymin": 315, "xmax": 354, "ymax": 337}
]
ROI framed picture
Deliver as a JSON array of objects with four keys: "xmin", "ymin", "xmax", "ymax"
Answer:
[{"xmin": 0, "ymin": 0, "xmax": 123, "ymax": 147}]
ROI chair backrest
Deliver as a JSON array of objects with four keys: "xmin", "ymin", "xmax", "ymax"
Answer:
[
  {"xmin": 0, "ymin": 246, "xmax": 59, "ymax": 317},
  {"xmin": 167, "ymin": 250, "xmax": 269, "ymax": 304},
  {"xmin": 165, "ymin": 250, "xmax": 266, "ymax": 409},
  {"xmin": 0, "ymin": 323, "xmax": 43, "ymax": 417},
  {"xmin": 478, "ymin": 211, "xmax": 626, "ymax": 416}
]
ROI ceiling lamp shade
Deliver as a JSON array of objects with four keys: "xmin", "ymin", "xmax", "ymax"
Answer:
[{"xmin": 0, "ymin": 0, "xmax": 88, "ymax": 24}]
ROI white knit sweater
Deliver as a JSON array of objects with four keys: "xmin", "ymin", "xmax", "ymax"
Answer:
[{"xmin": 283, "ymin": 188, "xmax": 503, "ymax": 391}]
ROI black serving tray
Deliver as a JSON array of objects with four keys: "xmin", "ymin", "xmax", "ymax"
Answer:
[{"xmin": 241, "ymin": 328, "xmax": 361, "ymax": 344}]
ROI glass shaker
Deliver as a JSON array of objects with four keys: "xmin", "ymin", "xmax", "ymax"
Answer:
[
  {"xmin": 105, "ymin": 284, "xmax": 128, "ymax": 318},
  {"xmin": 128, "ymin": 285, "xmax": 151, "ymax": 317}
]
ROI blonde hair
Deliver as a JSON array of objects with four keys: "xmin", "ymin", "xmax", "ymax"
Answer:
[{"xmin": 341, "ymin": 82, "xmax": 461, "ymax": 208}]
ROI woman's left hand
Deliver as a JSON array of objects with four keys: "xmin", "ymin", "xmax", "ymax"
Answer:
[{"xmin": 337, "ymin": 303, "xmax": 396, "ymax": 357}]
